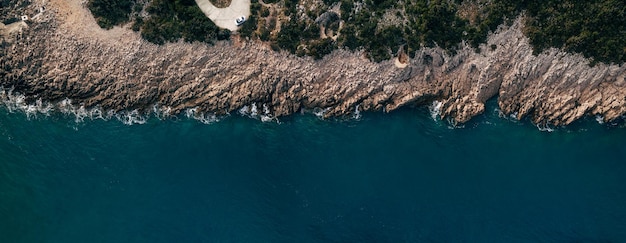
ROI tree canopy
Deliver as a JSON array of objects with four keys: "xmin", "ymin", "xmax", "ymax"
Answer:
[{"xmin": 87, "ymin": 0, "xmax": 625, "ymax": 64}]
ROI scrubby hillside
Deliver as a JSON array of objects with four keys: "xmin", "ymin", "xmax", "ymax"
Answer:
[{"xmin": 87, "ymin": 0, "xmax": 625, "ymax": 64}]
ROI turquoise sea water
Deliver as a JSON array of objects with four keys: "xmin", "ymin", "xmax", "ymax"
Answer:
[{"xmin": 1, "ymin": 104, "xmax": 626, "ymax": 242}]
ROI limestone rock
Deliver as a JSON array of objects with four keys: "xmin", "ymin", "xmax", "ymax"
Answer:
[{"xmin": 1, "ymin": 0, "xmax": 625, "ymax": 127}]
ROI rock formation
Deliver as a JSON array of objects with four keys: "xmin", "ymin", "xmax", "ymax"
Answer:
[{"xmin": 1, "ymin": 0, "xmax": 625, "ymax": 126}]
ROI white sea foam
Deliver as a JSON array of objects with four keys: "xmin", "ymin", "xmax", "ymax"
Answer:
[
  {"xmin": 198, "ymin": 113, "xmax": 220, "ymax": 124},
  {"xmin": 313, "ymin": 107, "xmax": 330, "ymax": 118},
  {"xmin": 250, "ymin": 103, "xmax": 258, "ymax": 117},
  {"xmin": 0, "ymin": 87, "xmax": 241, "ymax": 125},
  {"xmin": 26, "ymin": 99, "xmax": 53, "ymax": 120},
  {"xmin": 353, "ymin": 105, "xmax": 361, "ymax": 120},
  {"xmin": 445, "ymin": 117, "xmax": 465, "ymax": 129},
  {"xmin": 238, "ymin": 103, "xmax": 279, "ymax": 123},
  {"xmin": 88, "ymin": 107, "xmax": 104, "ymax": 120},
  {"xmin": 595, "ymin": 115, "xmax": 605, "ymax": 124},
  {"xmin": 0, "ymin": 87, "xmax": 152, "ymax": 125},
  {"xmin": 1, "ymin": 89, "xmax": 54, "ymax": 119},
  {"xmin": 536, "ymin": 123, "xmax": 554, "ymax": 132},
  {"xmin": 495, "ymin": 108, "xmax": 505, "ymax": 118},
  {"xmin": 184, "ymin": 107, "xmax": 220, "ymax": 124},
  {"xmin": 262, "ymin": 104, "xmax": 270, "ymax": 115},
  {"xmin": 429, "ymin": 100, "xmax": 442, "ymax": 121},
  {"xmin": 116, "ymin": 110, "xmax": 147, "ymax": 125},
  {"xmin": 260, "ymin": 104, "xmax": 279, "ymax": 123},
  {"xmin": 494, "ymin": 108, "xmax": 522, "ymax": 124},
  {"xmin": 55, "ymin": 98, "xmax": 113, "ymax": 123},
  {"xmin": 238, "ymin": 105, "xmax": 250, "ymax": 116},
  {"xmin": 185, "ymin": 107, "xmax": 198, "ymax": 119},
  {"xmin": 260, "ymin": 115, "xmax": 274, "ymax": 122},
  {"xmin": 152, "ymin": 104, "xmax": 173, "ymax": 120}
]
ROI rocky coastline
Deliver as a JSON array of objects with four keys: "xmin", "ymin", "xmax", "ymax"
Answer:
[{"xmin": 1, "ymin": 0, "xmax": 625, "ymax": 126}]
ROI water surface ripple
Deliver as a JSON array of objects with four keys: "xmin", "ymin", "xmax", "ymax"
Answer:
[{"xmin": 1, "ymin": 107, "xmax": 625, "ymax": 242}]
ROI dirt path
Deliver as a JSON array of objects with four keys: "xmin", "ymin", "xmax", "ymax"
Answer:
[
  {"xmin": 194, "ymin": 0, "xmax": 251, "ymax": 31},
  {"xmin": 51, "ymin": 0, "xmax": 137, "ymax": 44}
]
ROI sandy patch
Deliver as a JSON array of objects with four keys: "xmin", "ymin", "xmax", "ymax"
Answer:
[
  {"xmin": 394, "ymin": 58, "xmax": 408, "ymax": 68},
  {"xmin": 51, "ymin": 0, "xmax": 132, "ymax": 42},
  {"xmin": 0, "ymin": 21, "xmax": 28, "ymax": 42},
  {"xmin": 195, "ymin": 0, "xmax": 251, "ymax": 31},
  {"xmin": 394, "ymin": 45, "xmax": 409, "ymax": 68}
]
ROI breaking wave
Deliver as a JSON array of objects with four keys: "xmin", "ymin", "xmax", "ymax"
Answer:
[
  {"xmin": 312, "ymin": 107, "xmax": 330, "ymax": 119},
  {"xmin": 238, "ymin": 103, "xmax": 279, "ymax": 123},
  {"xmin": 3, "ymin": 87, "xmax": 618, "ymax": 129},
  {"xmin": 428, "ymin": 100, "xmax": 442, "ymax": 121},
  {"xmin": 353, "ymin": 105, "xmax": 362, "ymax": 120},
  {"xmin": 536, "ymin": 123, "xmax": 555, "ymax": 132},
  {"xmin": 595, "ymin": 115, "xmax": 605, "ymax": 125},
  {"xmin": 184, "ymin": 107, "xmax": 221, "ymax": 124},
  {"xmin": 0, "ymin": 88, "xmax": 285, "ymax": 125},
  {"xmin": 1, "ymin": 88, "xmax": 183, "ymax": 125}
]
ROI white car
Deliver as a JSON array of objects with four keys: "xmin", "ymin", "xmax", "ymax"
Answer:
[{"xmin": 235, "ymin": 16, "xmax": 246, "ymax": 26}]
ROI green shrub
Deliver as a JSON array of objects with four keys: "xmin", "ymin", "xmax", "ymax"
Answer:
[
  {"xmin": 85, "ymin": 0, "xmax": 624, "ymax": 64},
  {"xmin": 140, "ymin": 0, "xmax": 224, "ymax": 44},
  {"xmin": 523, "ymin": 0, "xmax": 626, "ymax": 64},
  {"xmin": 88, "ymin": 0, "xmax": 136, "ymax": 29}
]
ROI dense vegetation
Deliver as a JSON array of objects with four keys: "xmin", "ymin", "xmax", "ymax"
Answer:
[
  {"xmin": 1, "ymin": 0, "xmax": 30, "ymax": 25},
  {"xmin": 239, "ymin": 0, "xmax": 522, "ymax": 61},
  {"xmin": 336, "ymin": 0, "xmax": 471, "ymax": 61},
  {"xmin": 139, "ymin": 0, "xmax": 229, "ymax": 44},
  {"xmin": 87, "ymin": 0, "xmax": 625, "ymax": 64},
  {"xmin": 88, "ymin": 0, "xmax": 136, "ymax": 29},
  {"xmin": 523, "ymin": 0, "xmax": 626, "ymax": 64},
  {"xmin": 88, "ymin": 0, "xmax": 227, "ymax": 43}
]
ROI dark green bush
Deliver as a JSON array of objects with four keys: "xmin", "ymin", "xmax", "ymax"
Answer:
[
  {"xmin": 85, "ymin": 0, "xmax": 625, "ymax": 64},
  {"xmin": 523, "ymin": 0, "xmax": 626, "ymax": 64},
  {"xmin": 88, "ymin": 0, "xmax": 135, "ymax": 29},
  {"xmin": 140, "ymin": 0, "xmax": 225, "ymax": 44}
]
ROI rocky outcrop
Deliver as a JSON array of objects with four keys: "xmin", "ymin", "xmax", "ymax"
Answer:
[{"xmin": 1, "ymin": 0, "xmax": 625, "ymax": 126}]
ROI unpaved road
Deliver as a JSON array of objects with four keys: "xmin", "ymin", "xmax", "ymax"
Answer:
[{"xmin": 194, "ymin": 0, "xmax": 251, "ymax": 31}]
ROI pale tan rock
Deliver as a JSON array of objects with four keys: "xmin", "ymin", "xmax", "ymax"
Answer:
[{"xmin": 1, "ymin": 0, "xmax": 625, "ymax": 127}]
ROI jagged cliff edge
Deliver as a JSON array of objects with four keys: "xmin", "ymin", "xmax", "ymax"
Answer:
[{"xmin": 1, "ymin": 0, "xmax": 625, "ymax": 126}]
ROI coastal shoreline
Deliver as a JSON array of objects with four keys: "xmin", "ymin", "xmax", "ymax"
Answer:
[{"xmin": 1, "ymin": 0, "xmax": 625, "ymax": 127}]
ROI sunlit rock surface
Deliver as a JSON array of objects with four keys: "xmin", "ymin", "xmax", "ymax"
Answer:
[{"xmin": 1, "ymin": 0, "xmax": 625, "ymax": 126}]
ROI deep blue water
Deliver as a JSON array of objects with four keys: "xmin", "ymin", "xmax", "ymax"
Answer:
[{"xmin": 1, "ymin": 105, "xmax": 626, "ymax": 242}]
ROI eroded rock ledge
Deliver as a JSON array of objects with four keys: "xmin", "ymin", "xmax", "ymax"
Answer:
[{"xmin": 1, "ymin": 0, "xmax": 625, "ymax": 126}]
